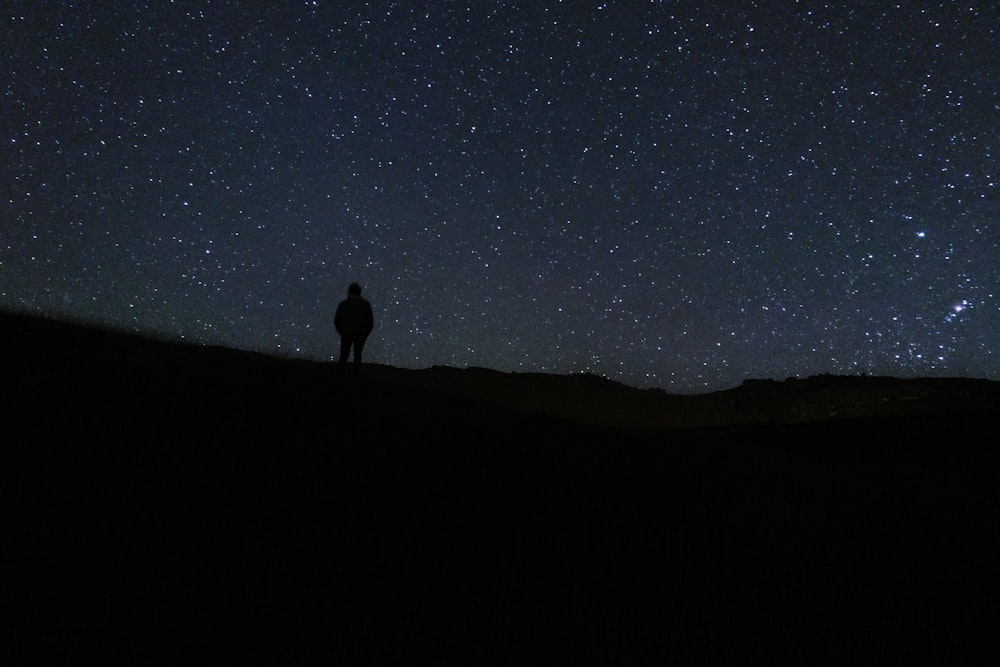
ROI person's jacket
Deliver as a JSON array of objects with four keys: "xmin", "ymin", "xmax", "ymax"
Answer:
[{"xmin": 335, "ymin": 296, "xmax": 374, "ymax": 337}]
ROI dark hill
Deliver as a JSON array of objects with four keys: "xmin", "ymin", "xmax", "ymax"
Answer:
[
  {"xmin": 5, "ymin": 309, "xmax": 999, "ymax": 436},
  {"xmin": 4, "ymin": 311, "xmax": 1000, "ymax": 664}
]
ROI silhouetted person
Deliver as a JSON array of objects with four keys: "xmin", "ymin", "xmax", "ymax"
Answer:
[{"xmin": 335, "ymin": 282, "xmax": 374, "ymax": 373}]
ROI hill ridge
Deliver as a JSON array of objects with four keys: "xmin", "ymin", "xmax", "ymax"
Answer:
[{"xmin": 4, "ymin": 310, "xmax": 999, "ymax": 431}]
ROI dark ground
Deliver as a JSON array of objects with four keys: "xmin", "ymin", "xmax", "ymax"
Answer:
[{"xmin": 3, "ymin": 312, "xmax": 1000, "ymax": 665}]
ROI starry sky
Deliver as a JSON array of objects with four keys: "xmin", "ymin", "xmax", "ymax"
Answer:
[{"xmin": 3, "ymin": 2, "xmax": 997, "ymax": 394}]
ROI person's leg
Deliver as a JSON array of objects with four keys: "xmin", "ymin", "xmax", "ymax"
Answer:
[
  {"xmin": 339, "ymin": 336, "xmax": 352, "ymax": 367},
  {"xmin": 353, "ymin": 336, "xmax": 366, "ymax": 371}
]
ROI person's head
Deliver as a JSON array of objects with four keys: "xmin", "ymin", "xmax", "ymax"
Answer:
[{"xmin": 348, "ymin": 282, "xmax": 362, "ymax": 296}]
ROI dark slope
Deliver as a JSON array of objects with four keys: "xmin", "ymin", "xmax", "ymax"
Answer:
[
  {"xmin": 4, "ymin": 312, "xmax": 1000, "ymax": 665},
  {"xmin": 6, "ymin": 309, "xmax": 1000, "ymax": 435}
]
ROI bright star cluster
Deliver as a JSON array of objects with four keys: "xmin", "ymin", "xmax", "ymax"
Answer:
[{"xmin": 2, "ymin": 2, "xmax": 997, "ymax": 393}]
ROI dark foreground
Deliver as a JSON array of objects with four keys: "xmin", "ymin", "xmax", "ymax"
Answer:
[{"xmin": 3, "ymin": 313, "xmax": 1000, "ymax": 664}]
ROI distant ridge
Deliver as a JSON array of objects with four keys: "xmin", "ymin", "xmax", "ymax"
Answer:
[{"xmin": 3, "ymin": 309, "xmax": 999, "ymax": 432}]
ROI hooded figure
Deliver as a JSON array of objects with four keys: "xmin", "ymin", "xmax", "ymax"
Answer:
[{"xmin": 334, "ymin": 282, "xmax": 374, "ymax": 372}]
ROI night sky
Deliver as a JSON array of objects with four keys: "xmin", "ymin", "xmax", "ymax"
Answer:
[{"xmin": 3, "ymin": 2, "xmax": 997, "ymax": 394}]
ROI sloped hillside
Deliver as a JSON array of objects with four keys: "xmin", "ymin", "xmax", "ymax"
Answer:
[
  {"xmin": 4, "ymin": 311, "xmax": 1000, "ymax": 664},
  {"xmin": 5, "ymin": 311, "xmax": 999, "ymax": 440}
]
